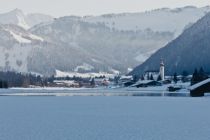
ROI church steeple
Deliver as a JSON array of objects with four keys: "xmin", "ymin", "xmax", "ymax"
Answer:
[{"xmin": 160, "ymin": 58, "xmax": 165, "ymax": 81}]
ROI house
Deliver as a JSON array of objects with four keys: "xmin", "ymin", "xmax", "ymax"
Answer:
[
  {"xmin": 162, "ymin": 79, "xmax": 172, "ymax": 84},
  {"xmin": 132, "ymin": 80, "xmax": 162, "ymax": 88},
  {"xmin": 118, "ymin": 75, "xmax": 133, "ymax": 86},
  {"xmin": 168, "ymin": 85, "xmax": 182, "ymax": 92},
  {"xmin": 94, "ymin": 78, "xmax": 110, "ymax": 87},
  {"xmin": 189, "ymin": 78, "xmax": 210, "ymax": 97},
  {"xmin": 123, "ymin": 81, "xmax": 135, "ymax": 87},
  {"xmin": 119, "ymin": 76, "xmax": 133, "ymax": 83},
  {"xmin": 53, "ymin": 80, "xmax": 80, "ymax": 87}
]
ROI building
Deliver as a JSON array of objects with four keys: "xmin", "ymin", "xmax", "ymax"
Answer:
[
  {"xmin": 189, "ymin": 78, "xmax": 210, "ymax": 97},
  {"xmin": 142, "ymin": 59, "xmax": 165, "ymax": 81},
  {"xmin": 53, "ymin": 80, "xmax": 80, "ymax": 87},
  {"xmin": 118, "ymin": 75, "xmax": 133, "ymax": 86},
  {"xmin": 94, "ymin": 78, "xmax": 110, "ymax": 87},
  {"xmin": 160, "ymin": 59, "xmax": 165, "ymax": 81}
]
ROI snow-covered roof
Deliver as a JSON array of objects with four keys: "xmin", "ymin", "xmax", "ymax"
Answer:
[
  {"xmin": 54, "ymin": 80, "xmax": 77, "ymax": 84},
  {"xmin": 189, "ymin": 78, "xmax": 210, "ymax": 90},
  {"xmin": 120, "ymin": 76, "xmax": 133, "ymax": 80},
  {"xmin": 55, "ymin": 70, "xmax": 114, "ymax": 78}
]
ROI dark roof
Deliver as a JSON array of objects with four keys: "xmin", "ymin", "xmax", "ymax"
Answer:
[{"xmin": 189, "ymin": 78, "xmax": 210, "ymax": 90}]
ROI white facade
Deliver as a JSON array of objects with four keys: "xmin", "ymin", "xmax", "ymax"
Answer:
[{"xmin": 160, "ymin": 59, "xmax": 165, "ymax": 81}]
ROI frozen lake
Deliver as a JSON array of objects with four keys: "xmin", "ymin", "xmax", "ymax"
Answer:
[{"xmin": 0, "ymin": 96, "xmax": 209, "ymax": 140}]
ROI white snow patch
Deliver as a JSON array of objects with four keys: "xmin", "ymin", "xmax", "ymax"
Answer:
[
  {"xmin": 91, "ymin": 58, "xmax": 102, "ymax": 64},
  {"xmin": 29, "ymin": 34, "xmax": 44, "ymax": 42},
  {"xmin": 55, "ymin": 70, "xmax": 114, "ymax": 78},
  {"xmin": 74, "ymin": 63, "xmax": 94, "ymax": 72},
  {"xmin": 110, "ymin": 68, "xmax": 120, "ymax": 75},
  {"xmin": 7, "ymin": 30, "xmax": 31, "ymax": 43},
  {"xmin": 127, "ymin": 68, "xmax": 133, "ymax": 72},
  {"xmin": 17, "ymin": 15, "xmax": 30, "ymax": 29}
]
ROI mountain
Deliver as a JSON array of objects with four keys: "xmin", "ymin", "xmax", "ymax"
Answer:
[
  {"xmin": 29, "ymin": 17, "xmax": 173, "ymax": 75},
  {"xmin": 25, "ymin": 13, "xmax": 54, "ymax": 27},
  {"xmin": 0, "ymin": 6, "xmax": 210, "ymax": 76},
  {"xmin": 83, "ymin": 6, "xmax": 210, "ymax": 36},
  {"xmin": 130, "ymin": 12, "xmax": 210, "ymax": 76},
  {"xmin": 0, "ymin": 9, "xmax": 54, "ymax": 29}
]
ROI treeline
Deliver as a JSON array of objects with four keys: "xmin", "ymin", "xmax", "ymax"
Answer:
[
  {"xmin": 191, "ymin": 67, "xmax": 209, "ymax": 85},
  {"xmin": 171, "ymin": 67, "xmax": 208, "ymax": 85},
  {"xmin": 0, "ymin": 71, "xmax": 52, "ymax": 87},
  {"xmin": 0, "ymin": 71, "xmax": 106, "ymax": 88}
]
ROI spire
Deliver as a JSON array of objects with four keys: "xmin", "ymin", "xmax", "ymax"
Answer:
[{"xmin": 160, "ymin": 58, "xmax": 164, "ymax": 67}]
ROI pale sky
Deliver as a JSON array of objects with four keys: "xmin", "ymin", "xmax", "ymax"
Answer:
[{"xmin": 0, "ymin": 0, "xmax": 209, "ymax": 17}]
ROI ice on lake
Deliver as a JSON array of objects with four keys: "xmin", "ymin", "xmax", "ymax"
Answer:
[{"xmin": 0, "ymin": 96, "xmax": 209, "ymax": 140}]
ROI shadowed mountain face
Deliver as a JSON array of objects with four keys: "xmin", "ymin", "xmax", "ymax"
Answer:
[{"xmin": 130, "ymin": 12, "xmax": 210, "ymax": 76}]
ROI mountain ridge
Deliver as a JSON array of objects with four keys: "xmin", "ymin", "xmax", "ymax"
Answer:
[{"xmin": 0, "ymin": 9, "xmax": 54, "ymax": 29}]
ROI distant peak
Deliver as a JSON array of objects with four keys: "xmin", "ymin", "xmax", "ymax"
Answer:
[
  {"xmin": 182, "ymin": 6, "xmax": 197, "ymax": 9},
  {"xmin": 13, "ymin": 8, "xmax": 22, "ymax": 11},
  {"xmin": 9, "ymin": 8, "xmax": 24, "ymax": 15}
]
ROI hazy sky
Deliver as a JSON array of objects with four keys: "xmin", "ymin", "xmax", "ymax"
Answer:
[{"xmin": 0, "ymin": 0, "xmax": 209, "ymax": 17}]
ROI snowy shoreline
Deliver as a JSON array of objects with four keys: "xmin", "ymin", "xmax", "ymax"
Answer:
[{"xmin": 0, "ymin": 87, "xmax": 190, "ymax": 97}]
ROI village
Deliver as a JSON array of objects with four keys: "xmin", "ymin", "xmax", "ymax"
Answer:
[
  {"xmin": 1, "ymin": 59, "xmax": 209, "ymax": 97},
  {"xmin": 44, "ymin": 59, "xmax": 210, "ymax": 97}
]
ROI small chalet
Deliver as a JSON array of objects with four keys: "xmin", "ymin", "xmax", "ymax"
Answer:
[
  {"xmin": 119, "ymin": 76, "xmax": 133, "ymax": 87},
  {"xmin": 53, "ymin": 80, "xmax": 79, "ymax": 87},
  {"xmin": 123, "ymin": 81, "xmax": 135, "ymax": 87},
  {"xmin": 119, "ymin": 76, "xmax": 133, "ymax": 83},
  {"xmin": 189, "ymin": 78, "xmax": 210, "ymax": 97}
]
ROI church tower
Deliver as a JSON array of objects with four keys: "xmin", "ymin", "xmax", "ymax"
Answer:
[{"xmin": 160, "ymin": 59, "xmax": 165, "ymax": 81}]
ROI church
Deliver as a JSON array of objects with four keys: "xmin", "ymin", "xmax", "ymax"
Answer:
[{"xmin": 143, "ymin": 59, "xmax": 165, "ymax": 81}]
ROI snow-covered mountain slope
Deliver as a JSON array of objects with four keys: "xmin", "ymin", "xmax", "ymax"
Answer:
[
  {"xmin": 0, "ymin": 9, "xmax": 54, "ymax": 29},
  {"xmin": 83, "ymin": 6, "xmax": 210, "ymax": 36},
  {"xmin": 0, "ymin": 6, "xmax": 210, "ymax": 76},
  {"xmin": 29, "ymin": 17, "xmax": 173, "ymax": 75},
  {"xmin": 0, "ymin": 24, "xmax": 43, "ymax": 72}
]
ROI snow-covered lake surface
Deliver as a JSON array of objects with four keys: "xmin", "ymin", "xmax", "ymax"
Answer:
[
  {"xmin": 0, "ymin": 86, "xmax": 190, "ymax": 97},
  {"xmin": 0, "ymin": 96, "xmax": 210, "ymax": 140}
]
